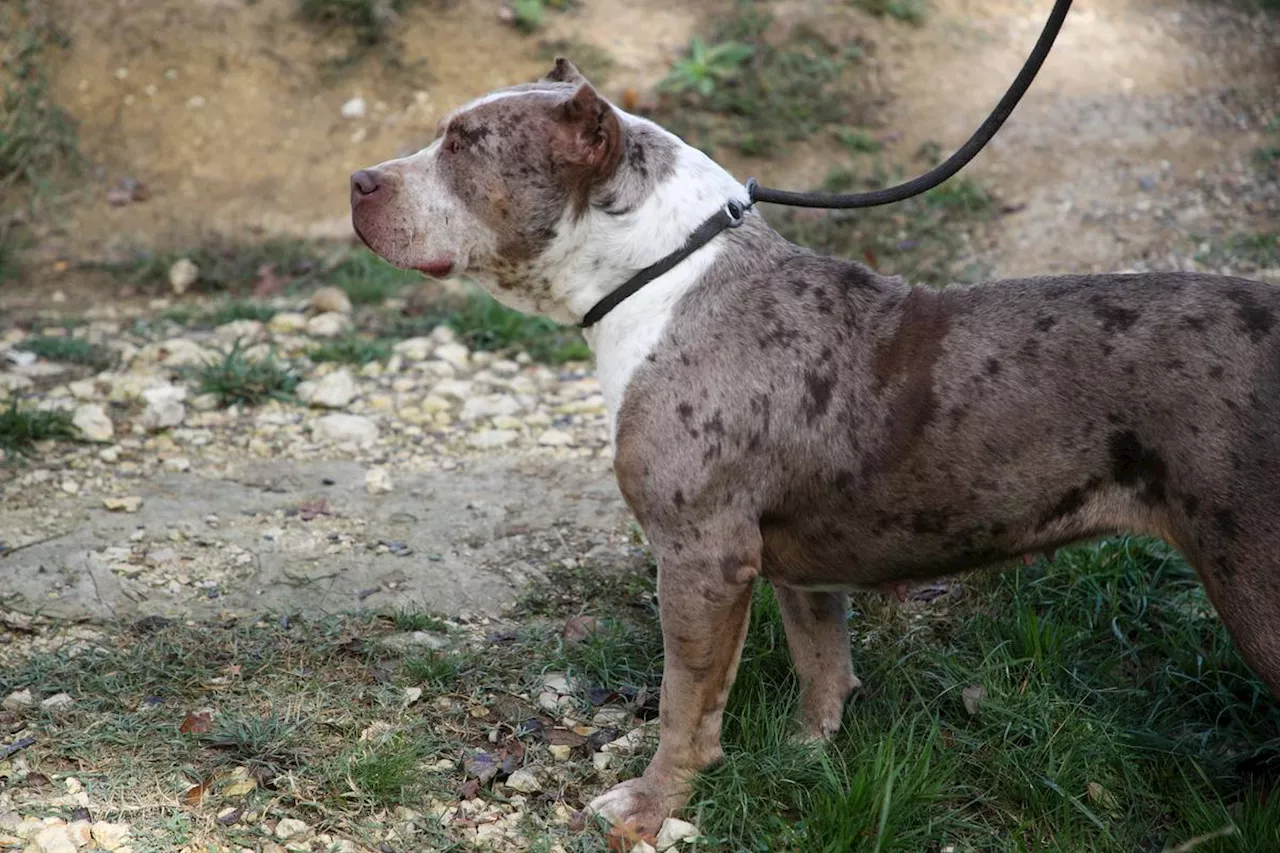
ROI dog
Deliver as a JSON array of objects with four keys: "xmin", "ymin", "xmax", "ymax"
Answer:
[{"xmin": 350, "ymin": 59, "xmax": 1280, "ymax": 837}]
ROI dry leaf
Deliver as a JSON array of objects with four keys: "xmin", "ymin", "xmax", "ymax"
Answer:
[
  {"xmin": 184, "ymin": 782, "xmax": 207, "ymax": 805},
  {"xmin": 961, "ymin": 684, "xmax": 986, "ymax": 716},
  {"xmin": 563, "ymin": 615, "xmax": 600, "ymax": 642},
  {"xmin": 222, "ymin": 778, "xmax": 257, "ymax": 798},
  {"xmin": 179, "ymin": 709, "xmax": 214, "ymax": 734}
]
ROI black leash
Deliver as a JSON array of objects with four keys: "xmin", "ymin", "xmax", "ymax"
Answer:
[{"xmin": 580, "ymin": 0, "xmax": 1073, "ymax": 329}]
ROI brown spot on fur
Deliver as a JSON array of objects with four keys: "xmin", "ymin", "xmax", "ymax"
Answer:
[
  {"xmin": 1034, "ymin": 316, "xmax": 1056, "ymax": 332},
  {"xmin": 1037, "ymin": 477, "xmax": 1100, "ymax": 530},
  {"xmin": 1092, "ymin": 299, "xmax": 1140, "ymax": 333},
  {"xmin": 803, "ymin": 370, "xmax": 835, "ymax": 425},
  {"xmin": 985, "ymin": 358, "xmax": 1001, "ymax": 376},
  {"xmin": 1108, "ymin": 430, "xmax": 1167, "ymax": 506},
  {"xmin": 869, "ymin": 288, "xmax": 951, "ymax": 471}
]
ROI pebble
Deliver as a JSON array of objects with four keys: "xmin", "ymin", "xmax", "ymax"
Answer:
[
  {"xmin": 340, "ymin": 96, "xmax": 367, "ymax": 119},
  {"xmin": 32, "ymin": 825, "xmax": 77, "ymax": 853},
  {"xmin": 72, "ymin": 404, "xmax": 114, "ymax": 442},
  {"xmin": 3, "ymin": 688, "xmax": 34, "ymax": 710},
  {"xmin": 467, "ymin": 429, "xmax": 518, "ymax": 449},
  {"xmin": 40, "ymin": 692, "xmax": 74, "ymax": 711},
  {"xmin": 364, "ymin": 466, "xmax": 394, "ymax": 494},
  {"xmin": 268, "ymin": 312, "xmax": 309, "ymax": 334},
  {"xmin": 655, "ymin": 819, "xmax": 700, "ymax": 851},
  {"xmin": 275, "ymin": 817, "xmax": 309, "ymax": 840},
  {"xmin": 309, "ymin": 286, "xmax": 354, "ymax": 315},
  {"xmin": 299, "ymin": 370, "xmax": 357, "ymax": 409},
  {"xmin": 140, "ymin": 384, "xmax": 187, "ymax": 430},
  {"xmin": 435, "ymin": 342, "xmax": 471, "ymax": 371},
  {"xmin": 432, "ymin": 379, "xmax": 473, "ymax": 402},
  {"xmin": 306, "ymin": 312, "xmax": 350, "ymax": 338},
  {"xmin": 504, "ymin": 767, "xmax": 541, "ymax": 793},
  {"xmin": 460, "ymin": 394, "xmax": 521, "ymax": 421},
  {"xmin": 103, "ymin": 496, "xmax": 143, "ymax": 513},
  {"xmin": 393, "ymin": 337, "xmax": 434, "ymax": 360},
  {"xmin": 313, "ymin": 413, "xmax": 379, "ymax": 446},
  {"xmin": 168, "ymin": 258, "xmax": 199, "ymax": 295},
  {"xmin": 536, "ymin": 428, "xmax": 574, "ymax": 447},
  {"xmin": 382, "ymin": 630, "xmax": 449, "ymax": 652},
  {"xmin": 91, "ymin": 821, "xmax": 130, "ymax": 850}
]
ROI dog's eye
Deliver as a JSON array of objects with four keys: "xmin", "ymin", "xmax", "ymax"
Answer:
[{"xmin": 443, "ymin": 137, "xmax": 462, "ymax": 155}]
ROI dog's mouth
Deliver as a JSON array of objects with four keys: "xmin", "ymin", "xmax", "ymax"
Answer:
[{"xmin": 414, "ymin": 259, "xmax": 454, "ymax": 278}]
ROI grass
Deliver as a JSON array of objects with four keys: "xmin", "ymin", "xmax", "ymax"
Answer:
[
  {"xmin": 190, "ymin": 342, "xmax": 301, "ymax": 407},
  {"xmin": 99, "ymin": 238, "xmax": 326, "ymax": 295},
  {"xmin": 297, "ymin": 0, "xmax": 419, "ymax": 47},
  {"xmin": 0, "ymin": 399, "xmax": 78, "ymax": 457},
  {"xmin": 328, "ymin": 247, "xmax": 422, "ymax": 305},
  {"xmin": 773, "ymin": 166, "xmax": 998, "ymax": 286},
  {"xmin": 652, "ymin": 1, "xmax": 868, "ymax": 157},
  {"xmin": 850, "ymin": 0, "xmax": 929, "ymax": 25},
  {"xmin": 2, "ymin": 537, "xmax": 1275, "ymax": 850},
  {"xmin": 1195, "ymin": 232, "xmax": 1280, "ymax": 272},
  {"xmin": 536, "ymin": 39, "xmax": 616, "ymax": 84},
  {"xmin": 15, "ymin": 334, "xmax": 116, "ymax": 371},
  {"xmin": 0, "ymin": 4, "xmax": 80, "ymax": 189},
  {"xmin": 309, "ymin": 334, "xmax": 393, "ymax": 365}
]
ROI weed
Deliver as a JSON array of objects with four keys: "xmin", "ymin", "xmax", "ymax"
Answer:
[
  {"xmin": 850, "ymin": 0, "xmax": 929, "ymax": 25},
  {"xmin": 508, "ymin": 0, "xmax": 574, "ymax": 33},
  {"xmin": 99, "ymin": 239, "xmax": 324, "ymax": 295},
  {"xmin": 15, "ymin": 334, "xmax": 115, "ymax": 371},
  {"xmin": 1195, "ymin": 231, "xmax": 1280, "ymax": 271},
  {"xmin": 392, "ymin": 607, "xmax": 450, "ymax": 633},
  {"xmin": 298, "ymin": 0, "xmax": 411, "ymax": 46},
  {"xmin": 190, "ymin": 342, "xmax": 301, "ymax": 407},
  {"xmin": 202, "ymin": 301, "xmax": 277, "ymax": 326},
  {"xmin": 309, "ymin": 335, "xmax": 393, "ymax": 365},
  {"xmin": 835, "ymin": 126, "xmax": 883, "ymax": 154},
  {"xmin": 1255, "ymin": 144, "xmax": 1279, "ymax": 179},
  {"xmin": 0, "ymin": 5, "xmax": 80, "ymax": 189},
  {"xmin": 328, "ymin": 248, "xmax": 421, "ymax": 305},
  {"xmin": 338, "ymin": 734, "xmax": 430, "ymax": 806},
  {"xmin": 772, "ymin": 166, "xmax": 997, "ymax": 286},
  {"xmin": 445, "ymin": 291, "xmax": 591, "ymax": 363},
  {"xmin": 0, "ymin": 400, "xmax": 77, "ymax": 457},
  {"xmin": 402, "ymin": 652, "xmax": 464, "ymax": 688},
  {"xmin": 652, "ymin": 2, "xmax": 867, "ymax": 157},
  {"xmin": 536, "ymin": 40, "xmax": 616, "ymax": 84},
  {"xmin": 200, "ymin": 709, "xmax": 306, "ymax": 776}
]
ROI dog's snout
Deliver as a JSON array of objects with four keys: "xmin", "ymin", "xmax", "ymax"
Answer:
[{"xmin": 350, "ymin": 169, "xmax": 383, "ymax": 198}]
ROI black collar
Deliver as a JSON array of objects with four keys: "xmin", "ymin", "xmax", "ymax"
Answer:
[{"xmin": 579, "ymin": 198, "xmax": 751, "ymax": 329}]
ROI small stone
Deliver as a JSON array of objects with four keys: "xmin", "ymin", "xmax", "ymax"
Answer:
[
  {"xmin": 268, "ymin": 312, "xmax": 309, "ymax": 334},
  {"xmin": 460, "ymin": 394, "xmax": 521, "ymax": 421},
  {"xmin": 393, "ymin": 337, "xmax": 434, "ymax": 360},
  {"xmin": 309, "ymin": 286, "xmax": 353, "ymax": 315},
  {"xmin": 306, "ymin": 312, "xmax": 349, "ymax": 338},
  {"xmin": 103, "ymin": 496, "xmax": 143, "ymax": 513},
  {"xmin": 382, "ymin": 631, "xmax": 449, "ymax": 652},
  {"xmin": 299, "ymin": 370, "xmax": 357, "ymax": 409},
  {"xmin": 91, "ymin": 821, "xmax": 130, "ymax": 851},
  {"xmin": 155, "ymin": 338, "xmax": 216, "ymax": 367},
  {"xmin": 72, "ymin": 404, "xmax": 114, "ymax": 442},
  {"xmin": 403, "ymin": 686, "xmax": 423, "ymax": 706},
  {"xmin": 140, "ymin": 384, "xmax": 187, "ymax": 430},
  {"xmin": 32, "ymin": 825, "xmax": 77, "ymax": 853},
  {"xmin": 631, "ymin": 843, "xmax": 657, "ymax": 853},
  {"xmin": 467, "ymin": 429, "xmax": 517, "ymax": 449},
  {"xmin": 168, "ymin": 258, "xmax": 199, "ymax": 295},
  {"xmin": 962, "ymin": 684, "xmax": 986, "ymax": 716},
  {"xmin": 163, "ymin": 456, "xmax": 191, "ymax": 473},
  {"xmin": 275, "ymin": 817, "xmax": 309, "ymax": 841},
  {"xmin": 65, "ymin": 820, "xmax": 92, "ymax": 848},
  {"xmin": 61, "ymin": 478, "xmax": 80, "ymax": 495},
  {"xmin": 365, "ymin": 466, "xmax": 394, "ymax": 494},
  {"xmin": 537, "ymin": 428, "xmax": 574, "ymax": 447},
  {"xmin": 420, "ymin": 394, "xmax": 451, "ymax": 414},
  {"xmin": 505, "ymin": 767, "xmax": 541, "ymax": 793},
  {"xmin": 341, "ymin": 96, "xmax": 367, "ymax": 119},
  {"xmin": 592, "ymin": 707, "xmax": 632, "ymax": 728},
  {"xmin": 655, "ymin": 818, "xmax": 700, "ymax": 851},
  {"xmin": 549, "ymin": 744, "xmax": 572, "ymax": 762},
  {"xmin": 602, "ymin": 728, "xmax": 650, "ymax": 755},
  {"xmin": 434, "ymin": 342, "xmax": 470, "ymax": 371},
  {"xmin": 313, "ymin": 413, "xmax": 379, "ymax": 446},
  {"xmin": 592, "ymin": 752, "xmax": 615, "ymax": 771},
  {"xmin": 431, "ymin": 378, "xmax": 473, "ymax": 401},
  {"xmin": 2, "ymin": 688, "xmax": 34, "ymax": 710},
  {"xmin": 41, "ymin": 692, "xmax": 74, "ymax": 711}
]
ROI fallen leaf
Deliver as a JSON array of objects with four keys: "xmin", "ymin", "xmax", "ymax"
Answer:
[
  {"xmin": 962, "ymin": 684, "xmax": 986, "ymax": 716},
  {"xmin": 222, "ymin": 778, "xmax": 257, "ymax": 798},
  {"xmin": 216, "ymin": 806, "xmax": 243, "ymax": 825},
  {"xmin": 184, "ymin": 782, "xmax": 207, "ymax": 805},
  {"xmin": 457, "ymin": 778, "xmax": 480, "ymax": 800},
  {"xmin": 179, "ymin": 709, "xmax": 214, "ymax": 734},
  {"xmin": 463, "ymin": 751, "xmax": 499, "ymax": 784},
  {"xmin": 252, "ymin": 263, "xmax": 284, "ymax": 299},
  {"xmin": 563, "ymin": 615, "xmax": 600, "ymax": 642},
  {"xmin": 607, "ymin": 820, "xmax": 656, "ymax": 853},
  {"xmin": 545, "ymin": 728, "xmax": 587, "ymax": 748}
]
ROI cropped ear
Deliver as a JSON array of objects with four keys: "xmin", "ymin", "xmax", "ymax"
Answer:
[
  {"xmin": 553, "ymin": 83, "xmax": 624, "ymax": 174},
  {"xmin": 543, "ymin": 57, "xmax": 586, "ymax": 85}
]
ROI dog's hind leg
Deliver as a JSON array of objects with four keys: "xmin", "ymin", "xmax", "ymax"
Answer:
[
  {"xmin": 1192, "ymin": 531, "xmax": 1280, "ymax": 700},
  {"xmin": 587, "ymin": 518, "xmax": 761, "ymax": 837},
  {"xmin": 773, "ymin": 585, "xmax": 860, "ymax": 739}
]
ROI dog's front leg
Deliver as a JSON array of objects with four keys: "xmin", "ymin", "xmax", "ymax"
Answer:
[
  {"xmin": 588, "ymin": 524, "xmax": 760, "ymax": 837},
  {"xmin": 773, "ymin": 585, "xmax": 860, "ymax": 740}
]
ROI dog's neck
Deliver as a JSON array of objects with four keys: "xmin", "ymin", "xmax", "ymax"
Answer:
[{"xmin": 552, "ymin": 120, "xmax": 757, "ymax": 441}]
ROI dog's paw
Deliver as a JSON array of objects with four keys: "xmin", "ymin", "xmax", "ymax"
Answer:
[{"xmin": 587, "ymin": 776, "xmax": 685, "ymax": 841}]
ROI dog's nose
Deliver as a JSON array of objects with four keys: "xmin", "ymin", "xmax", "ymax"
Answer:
[{"xmin": 350, "ymin": 169, "xmax": 382, "ymax": 198}]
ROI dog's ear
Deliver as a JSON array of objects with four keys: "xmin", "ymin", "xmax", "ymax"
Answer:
[
  {"xmin": 544, "ymin": 57, "xmax": 586, "ymax": 85},
  {"xmin": 552, "ymin": 83, "xmax": 623, "ymax": 175}
]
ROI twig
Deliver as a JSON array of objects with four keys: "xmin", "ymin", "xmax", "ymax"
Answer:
[
  {"xmin": 1164, "ymin": 826, "xmax": 1236, "ymax": 853},
  {"xmin": 0, "ymin": 737, "xmax": 36, "ymax": 760},
  {"xmin": 0, "ymin": 531, "xmax": 66, "ymax": 558}
]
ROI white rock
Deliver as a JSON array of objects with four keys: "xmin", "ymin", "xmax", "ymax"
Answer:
[
  {"xmin": 2, "ymin": 688, "xmax": 34, "ymax": 710},
  {"xmin": 602, "ymin": 728, "xmax": 650, "ymax": 755},
  {"xmin": 393, "ymin": 337, "xmax": 434, "ymax": 361},
  {"xmin": 420, "ymin": 394, "xmax": 451, "ymax": 414},
  {"xmin": 268, "ymin": 312, "xmax": 309, "ymax": 334},
  {"xmin": 467, "ymin": 429, "xmax": 517, "ymax": 449},
  {"xmin": 365, "ymin": 466, "xmax": 393, "ymax": 494},
  {"xmin": 537, "ymin": 429, "xmax": 574, "ymax": 447},
  {"xmin": 215, "ymin": 319, "xmax": 265, "ymax": 341},
  {"xmin": 656, "ymin": 819, "xmax": 700, "ymax": 851},
  {"xmin": 340, "ymin": 96, "xmax": 367, "ymax": 119},
  {"xmin": 631, "ymin": 843, "xmax": 657, "ymax": 853},
  {"xmin": 68, "ymin": 379, "xmax": 98, "ymax": 399},
  {"xmin": 154, "ymin": 338, "xmax": 216, "ymax": 368},
  {"xmin": 313, "ymin": 413, "xmax": 379, "ymax": 446},
  {"xmin": 434, "ymin": 342, "xmax": 470, "ymax": 371},
  {"xmin": 460, "ymin": 394, "xmax": 521, "ymax": 422},
  {"xmin": 490, "ymin": 359, "xmax": 520, "ymax": 377},
  {"xmin": 309, "ymin": 286, "xmax": 353, "ymax": 315},
  {"xmin": 306, "ymin": 312, "xmax": 349, "ymax": 338},
  {"xmin": 140, "ymin": 384, "xmax": 187, "ymax": 430},
  {"xmin": 299, "ymin": 370, "xmax": 357, "ymax": 409},
  {"xmin": 592, "ymin": 707, "xmax": 632, "ymax": 728},
  {"xmin": 73, "ymin": 403, "xmax": 114, "ymax": 442},
  {"xmin": 549, "ymin": 744, "xmax": 573, "ymax": 762},
  {"xmin": 276, "ymin": 817, "xmax": 309, "ymax": 840},
  {"xmin": 168, "ymin": 258, "xmax": 199, "ymax": 295},
  {"xmin": 32, "ymin": 825, "xmax": 77, "ymax": 853},
  {"xmin": 103, "ymin": 496, "xmax": 143, "ymax": 513},
  {"xmin": 505, "ymin": 767, "xmax": 541, "ymax": 793},
  {"xmin": 431, "ymin": 378, "xmax": 473, "ymax": 401},
  {"xmin": 65, "ymin": 820, "xmax": 92, "ymax": 848},
  {"xmin": 163, "ymin": 456, "xmax": 191, "ymax": 473},
  {"xmin": 591, "ymin": 751, "xmax": 615, "ymax": 771},
  {"xmin": 90, "ymin": 822, "xmax": 130, "ymax": 851},
  {"xmin": 41, "ymin": 692, "xmax": 74, "ymax": 711}
]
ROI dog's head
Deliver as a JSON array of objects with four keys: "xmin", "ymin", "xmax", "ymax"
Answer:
[{"xmin": 351, "ymin": 59, "xmax": 654, "ymax": 321}]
